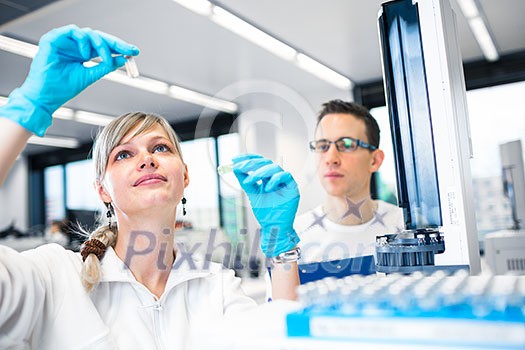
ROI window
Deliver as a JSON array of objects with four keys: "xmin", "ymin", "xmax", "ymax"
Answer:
[
  {"xmin": 467, "ymin": 81, "xmax": 525, "ymax": 238},
  {"xmin": 65, "ymin": 159, "xmax": 101, "ymax": 211},
  {"xmin": 44, "ymin": 165, "xmax": 65, "ymax": 223},
  {"xmin": 370, "ymin": 106, "xmax": 399, "ymax": 205},
  {"xmin": 217, "ymin": 133, "xmax": 244, "ymax": 241},
  {"xmin": 180, "ymin": 137, "xmax": 220, "ymax": 231}
]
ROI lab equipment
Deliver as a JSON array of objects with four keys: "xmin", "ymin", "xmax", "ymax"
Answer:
[
  {"xmin": 217, "ymin": 163, "xmax": 234, "ymax": 175},
  {"xmin": 485, "ymin": 230, "xmax": 525, "ymax": 274},
  {"xmin": 0, "ymin": 25, "xmax": 139, "ymax": 136},
  {"xmin": 375, "ymin": 229, "xmax": 455, "ymax": 273},
  {"xmin": 500, "ymin": 140, "xmax": 525, "ymax": 230},
  {"xmin": 484, "ymin": 140, "xmax": 525, "ymax": 275},
  {"xmin": 287, "ymin": 271, "xmax": 525, "ymax": 348},
  {"xmin": 298, "ymin": 255, "xmax": 375, "ymax": 284},
  {"xmin": 124, "ymin": 56, "xmax": 139, "ymax": 78},
  {"xmin": 377, "ymin": 0, "xmax": 480, "ymax": 273},
  {"xmin": 232, "ymin": 153, "xmax": 300, "ymax": 257}
]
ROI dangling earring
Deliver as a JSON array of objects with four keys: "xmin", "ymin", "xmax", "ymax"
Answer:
[
  {"xmin": 105, "ymin": 202, "xmax": 113, "ymax": 229},
  {"xmin": 181, "ymin": 197, "xmax": 187, "ymax": 216}
]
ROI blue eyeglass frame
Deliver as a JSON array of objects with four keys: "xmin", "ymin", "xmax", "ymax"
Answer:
[{"xmin": 309, "ymin": 136, "xmax": 377, "ymax": 153}]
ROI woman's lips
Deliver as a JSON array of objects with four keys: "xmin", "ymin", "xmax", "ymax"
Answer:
[{"xmin": 133, "ymin": 174, "xmax": 167, "ymax": 186}]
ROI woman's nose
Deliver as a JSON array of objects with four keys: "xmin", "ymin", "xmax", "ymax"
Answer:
[{"xmin": 139, "ymin": 155, "xmax": 157, "ymax": 169}]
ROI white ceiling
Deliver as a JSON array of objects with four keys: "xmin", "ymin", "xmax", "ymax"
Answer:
[{"xmin": 1, "ymin": 0, "xmax": 524, "ymax": 154}]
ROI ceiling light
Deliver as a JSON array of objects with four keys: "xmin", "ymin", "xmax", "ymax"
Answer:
[
  {"xmin": 28, "ymin": 135, "xmax": 79, "ymax": 148},
  {"xmin": 74, "ymin": 110, "xmax": 114, "ymax": 126},
  {"xmin": 456, "ymin": 0, "xmax": 499, "ymax": 62},
  {"xmin": 0, "ymin": 35, "xmax": 238, "ymax": 112},
  {"xmin": 296, "ymin": 53, "xmax": 352, "ymax": 90},
  {"xmin": 469, "ymin": 17, "xmax": 499, "ymax": 61},
  {"xmin": 0, "ymin": 35, "xmax": 38, "ymax": 58},
  {"xmin": 172, "ymin": 0, "xmax": 212, "ymax": 16},
  {"xmin": 105, "ymin": 70, "xmax": 238, "ymax": 112},
  {"xmin": 1, "ymin": 95, "xmax": 104, "ymax": 125},
  {"xmin": 105, "ymin": 70, "xmax": 170, "ymax": 94},
  {"xmin": 169, "ymin": 85, "xmax": 238, "ymax": 113},
  {"xmin": 206, "ymin": 4, "xmax": 352, "ymax": 89},
  {"xmin": 53, "ymin": 107, "xmax": 75, "ymax": 120},
  {"xmin": 456, "ymin": 0, "xmax": 479, "ymax": 19},
  {"xmin": 211, "ymin": 6, "xmax": 297, "ymax": 61}
]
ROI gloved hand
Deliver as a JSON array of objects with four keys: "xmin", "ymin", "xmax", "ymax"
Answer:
[
  {"xmin": 0, "ymin": 24, "xmax": 139, "ymax": 136},
  {"xmin": 232, "ymin": 153, "xmax": 300, "ymax": 258}
]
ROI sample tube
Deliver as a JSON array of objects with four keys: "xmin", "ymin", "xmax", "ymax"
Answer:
[
  {"xmin": 217, "ymin": 163, "xmax": 234, "ymax": 175},
  {"xmin": 124, "ymin": 56, "xmax": 139, "ymax": 78}
]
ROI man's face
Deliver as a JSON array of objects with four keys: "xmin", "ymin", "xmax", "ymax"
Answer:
[{"xmin": 314, "ymin": 113, "xmax": 382, "ymax": 199}]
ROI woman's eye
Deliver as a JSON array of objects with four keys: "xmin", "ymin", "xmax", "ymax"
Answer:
[
  {"xmin": 115, "ymin": 151, "xmax": 131, "ymax": 161},
  {"xmin": 154, "ymin": 144, "xmax": 171, "ymax": 153}
]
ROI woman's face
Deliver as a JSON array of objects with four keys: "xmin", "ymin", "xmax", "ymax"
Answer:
[{"xmin": 96, "ymin": 123, "xmax": 189, "ymax": 217}]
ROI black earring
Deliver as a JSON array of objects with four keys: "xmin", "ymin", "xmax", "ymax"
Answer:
[
  {"xmin": 181, "ymin": 197, "xmax": 187, "ymax": 216},
  {"xmin": 105, "ymin": 203, "xmax": 113, "ymax": 229}
]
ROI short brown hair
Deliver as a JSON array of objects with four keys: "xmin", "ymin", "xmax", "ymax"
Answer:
[{"xmin": 317, "ymin": 99, "xmax": 380, "ymax": 148}]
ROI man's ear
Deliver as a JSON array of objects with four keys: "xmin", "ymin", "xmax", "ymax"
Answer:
[
  {"xmin": 370, "ymin": 149, "xmax": 385, "ymax": 173},
  {"xmin": 183, "ymin": 163, "xmax": 190, "ymax": 188},
  {"xmin": 95, "ymin": 180, "xmax": 112, "ymax": 203}
]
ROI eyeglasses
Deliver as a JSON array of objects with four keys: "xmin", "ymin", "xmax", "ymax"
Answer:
[{"xmin": 309, "ymin": 137, "xmax": 377, "ymax": 153}]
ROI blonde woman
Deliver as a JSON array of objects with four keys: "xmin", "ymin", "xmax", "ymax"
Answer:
[{"xmin": 0, "ymin": 26, "xmax": 300, "ymax": 348}]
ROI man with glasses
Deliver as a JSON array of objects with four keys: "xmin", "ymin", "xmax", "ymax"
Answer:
[{"xmin": 295, "ymin": 100, "xmax": 404, "ymax": 273}]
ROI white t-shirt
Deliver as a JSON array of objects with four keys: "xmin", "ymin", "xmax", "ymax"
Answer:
[{"xmin": 295, "ymin": 200, "xmax": 404, "ymax": 263}]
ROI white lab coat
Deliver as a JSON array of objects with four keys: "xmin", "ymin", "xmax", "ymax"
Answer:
[{"xmin": 0, "ymin": 243, "xmax": 256, "ymax": 349}]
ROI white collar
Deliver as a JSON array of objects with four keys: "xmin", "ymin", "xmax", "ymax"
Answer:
[{"xmin": 99, "ymin": 245, "xmax": 213, "ymax": 289}]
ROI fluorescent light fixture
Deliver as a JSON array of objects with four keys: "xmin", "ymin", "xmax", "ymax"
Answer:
[
  {"xmin": 0, "ymin": 35, "xmax": 238, "ymax": 112},
  {"xmin": 1, "ymin": 95, "xmax": 74, "ymax": 119},
  {"xmin": 169, "ymin": 85, "xmax": 238, "ymax": 113},
  {"xmin": 28, "ymin": 135, "xmax": 79, "ymax": 148},
  {"xmin": 211, "ymin": 6, "xmax": 297, "ymax": 62},
  {"xmin": 456, "ymin": 0, "xmax": 499, "ymax": 62},
  {"xmin": 172, "ymin": 0, "xmax": 212, "ymax": 16},
  {"xmin": 0, "ymin": 95, "xmax": 106, "ymax": 125},
  {"xmin": 75, "ymin": 110, "xmax": 114, "ymax": 126},
  {"xmin": 105, "ymin": 71, "xmax": 238, "ymax": 112},
  {"xmin": 105, "ymin": 70, "xmax": 170, "ymax": 94},
  {"xmin": 179, "ymin": 2, "xmax": 352, "ymax": 89},
  {"xmin": 53, "ymin": 107, "xmax": 75, "ymax": 120},
  {"xmin": 0, "ymin": 35, "xmax": 38, "ymax": 58},
  {"xmin": 469, "ymin": 17, "xmax": 499, "ymax": 61},
  {"xmin": 456, "ymin": 0, "xmax": 479, "ymax": 19},
  {"xmin": 296, "ymin": 53, "xmax": 352, "ymax": 90}
]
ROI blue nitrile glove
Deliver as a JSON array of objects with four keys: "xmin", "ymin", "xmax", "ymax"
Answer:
[
  {"xmin": 232, "ymin": 153, "xmax": 300, "ymax": 258},
  {"xmin": 0, "ymin": 24, "xmax": 139, "ymax": 136}
]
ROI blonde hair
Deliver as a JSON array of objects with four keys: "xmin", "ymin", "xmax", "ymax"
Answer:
[{"xmin": 81, "ymin": 112, "xmax": 184, "ymax": 291}]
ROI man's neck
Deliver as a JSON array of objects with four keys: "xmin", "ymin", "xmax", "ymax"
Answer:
[{"xmin": 323, "ymin": 195, "xmax": 377, "ymax": 225}]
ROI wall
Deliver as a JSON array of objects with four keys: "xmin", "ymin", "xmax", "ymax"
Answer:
[{"xmin": 0, "ymin": 156, "xmax": 28, "ymax": 232}]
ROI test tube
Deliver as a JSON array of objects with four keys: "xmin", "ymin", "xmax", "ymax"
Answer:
[
  {"xmin": 217, "ymin": 163, "xmax": 234, "ymax": 175},
  {"xmin": 124, "ymin": 56, "xmax": 139, "ymax": 78}
]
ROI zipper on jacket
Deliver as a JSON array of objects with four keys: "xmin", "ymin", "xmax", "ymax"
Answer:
[{"xmin": 153, "ymin": 301, "xmax": 164, "ymax": 350}]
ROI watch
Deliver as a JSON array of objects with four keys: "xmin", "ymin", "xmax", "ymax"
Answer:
[{"xmin": 271, "ymin": 247, "xmax": 301, "ymax": 264}]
